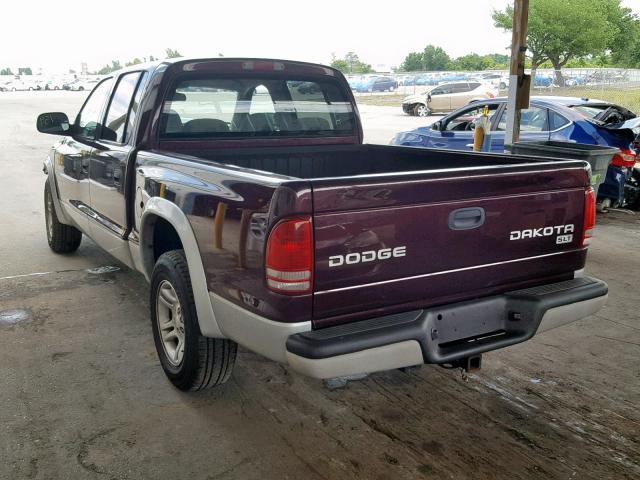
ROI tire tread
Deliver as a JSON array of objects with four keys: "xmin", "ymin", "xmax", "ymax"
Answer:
[
  {"xmin": 45, "ymin": 181, "xmax": 82, "ymax": 253},
  {"xmin": 154, "ymin": 250, "xmax": 237, "ymax": 391}
]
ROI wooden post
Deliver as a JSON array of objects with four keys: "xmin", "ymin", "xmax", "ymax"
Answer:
[{"xmin": 505, "ymin": 0, "xmax": 530, "ymax": 146}]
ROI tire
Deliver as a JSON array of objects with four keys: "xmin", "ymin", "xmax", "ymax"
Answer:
[
  {"xmin": 44, "ymin": 181, "xmax": 82, "ymax": 253},
  {"xmin": 150, "ymin": 250, "xmax": 237, "ymax": 391},
  {"xmin": 389, "ymin": 85, "xmax": 395, "ymax": 92},
  {"xmin": 78, "ymin": 86, "xmax": 84, "ymax": 91},
  {"xmin": 414, "ymin": 104, "xmax": 430, "ymax": 117},
  {"xmin": 499, "ymin": 82, "xmax": 507, "ymax": 90}
]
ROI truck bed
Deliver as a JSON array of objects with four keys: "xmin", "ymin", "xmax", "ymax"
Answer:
[
  {"xmin": 149, "ymin": 143, "xmax": 591, "ymax": 326},
  {"xmin": 163, "ymin": 143, "xmax": 556, "ymax": 179}
]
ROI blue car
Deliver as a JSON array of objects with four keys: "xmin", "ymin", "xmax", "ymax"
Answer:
[
  {"xmin": 353, "ymin": 76, "xmax": 398, "ymax": 93},
  {"xmin": 391, "ymin": 96, "xmax": 639, "ymax": 206}
]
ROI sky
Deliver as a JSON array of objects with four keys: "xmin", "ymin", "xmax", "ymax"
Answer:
[{"xmin": 3, "ymin": 0, "xmax": 640, "ymax": 74}]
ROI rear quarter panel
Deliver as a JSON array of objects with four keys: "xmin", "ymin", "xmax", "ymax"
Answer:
[{"xmin": 135, "ymin": 151, "xmax": 313, "ymax": 322}]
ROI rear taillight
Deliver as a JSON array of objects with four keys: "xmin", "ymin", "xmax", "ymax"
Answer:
[
  {"xmin": 265, "ymin": 216, "xmax": 313, "ymax": 294},
  {"xmin": 486, "ymin": 92, "xmax": 495, "ymax": 98},
  {"xmin": 611, "ymin": 148, "xmax": 637, "ymax": 168},
  {"xmin": 582, "ymin": 187, "xmax": 596, "ymax": 247}
]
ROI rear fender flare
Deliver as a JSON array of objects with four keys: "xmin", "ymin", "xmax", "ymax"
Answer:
[{"xmin": 140, "ymin": 197, "xmax": 224, "ymax": 338}]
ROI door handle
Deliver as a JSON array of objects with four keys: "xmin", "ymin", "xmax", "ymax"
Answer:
[{"xmin": 449, "ymin": 207, "xmax": 485, "ymax": 230}]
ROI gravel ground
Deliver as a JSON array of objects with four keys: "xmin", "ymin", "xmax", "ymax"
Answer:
[{"xmin": 0, "ymin": 91, "xmax": 638, "ymax": 480}]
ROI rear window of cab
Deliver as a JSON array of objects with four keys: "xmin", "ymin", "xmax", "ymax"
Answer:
[{"xmin": 159, "ymin": 76, "xmax": 356, "ymax": 139}]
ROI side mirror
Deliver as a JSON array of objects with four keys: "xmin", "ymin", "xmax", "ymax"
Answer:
[
  {"xmin": 432, "ymin": 121, "xmax": 442, "ymax": 131},
  {"xmin": 37, "ymin": 112, "xmax": 71, "ymax": 135}
]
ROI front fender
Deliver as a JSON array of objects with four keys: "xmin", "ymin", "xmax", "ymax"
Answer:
[
  {"xmin": 43, "ymin": 153, "xmax": 71, "ymax": 225},
  {"xmin": 140, "ymin": 197, "xmax": 225, "ymax": 338}
]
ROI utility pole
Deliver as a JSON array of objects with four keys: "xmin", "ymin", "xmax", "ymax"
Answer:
[{"xmin": 505, "ymin": 0, "xmax": 530, "ymax": 146}]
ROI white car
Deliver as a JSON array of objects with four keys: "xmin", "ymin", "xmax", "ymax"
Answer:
[{"xmin": 67, "ymin": 78, "xmax": 101, "ymax": 91}]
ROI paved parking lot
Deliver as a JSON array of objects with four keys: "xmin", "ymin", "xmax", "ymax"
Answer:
[{"xmin": 1, "ymin": 91, "xmax": 639, "ymax": 480}]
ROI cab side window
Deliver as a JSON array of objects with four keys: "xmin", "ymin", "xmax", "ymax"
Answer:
[
  {"xmin": 76, "ymin": 78, "xmax": 114, "ymax": 139},
  {"xmin": 497, "ymin": 106, "xmax": 549, "ymax": 132},
  {"xmin": 101, "ymin": 72, "xmax": 143, "ymax": 143}
]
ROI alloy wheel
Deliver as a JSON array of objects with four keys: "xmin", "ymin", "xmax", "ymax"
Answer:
[{"xmin": 156, "ymin": 280, "xmax": 186, "ymax": 366}]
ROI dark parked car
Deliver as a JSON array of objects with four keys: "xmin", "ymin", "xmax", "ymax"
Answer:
[
  {"xmin": 354, "ymin": 76, "xmax": 398, "ymax": 92},
  {"xmin": 37, "ymin": 58, "xmax": 606, "ymax": 391}
]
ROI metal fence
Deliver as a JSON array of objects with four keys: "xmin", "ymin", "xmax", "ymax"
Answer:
[{"xmin": 350, "ymin": 68, "xmax": 640, "ymax": 113}]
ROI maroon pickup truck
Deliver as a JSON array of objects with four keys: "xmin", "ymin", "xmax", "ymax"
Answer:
[{"xmin": 37, "ymin": 58, "xmax": 607, "ymax": 391}]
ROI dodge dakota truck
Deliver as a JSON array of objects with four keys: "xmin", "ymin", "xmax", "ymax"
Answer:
[{"xmin": 37, "ymin": 58, "xmax": 608, "ymax": 391}]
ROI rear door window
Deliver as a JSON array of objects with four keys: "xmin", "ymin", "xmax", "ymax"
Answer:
[
  {"xmin": 496, "ymin": 106, "xmax": 549, "ymax": 132},
  {"xmin": 432, "ymin": 84, "xmax": 453, "ymax": 95},
  {"xmin": 452, "ymin": 83, "xmax": 471, "ymax": 93},
  {"xmin": 101, "ymin": 72, "xmax": 143, "ymax": 143}
]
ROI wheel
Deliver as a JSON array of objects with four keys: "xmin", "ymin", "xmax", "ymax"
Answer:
[
  {"xmin": 54, "ymin": 86, "xmax": 60, "ymax": 90},
  {"xmin": 499, "ymin": 82, "xmax": 507, "ymax": 89},
  {"xmin": 78, "ymin": 86, "xmax": 84, "ymax": 91},
  {"xmin": 414, "ymin": 104, "xmax": 430, "ymax": 117},
  {"xmin": 44, "ymin": 181, "xmax": 82, "ymax": 253},
  {"xmin": 389, "ymin": 85, "xmax": 395, "ymax": 92},
  {"xmin": 151, "ymin": 250, "xmax": 237, "ymax": 391}
]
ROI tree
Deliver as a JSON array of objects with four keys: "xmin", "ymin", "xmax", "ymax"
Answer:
[
  {"xmin": 451, "ymin": 53, "xmax": 489, "ymax": 71},
  {"xmin": 330, "ymin": 52, "xmax": 373, "ymax": 74},
  {"xmin": 18, "ymin": 67, "xmax": 32, "ymax": 75},
  {"xmin": 165, "ymin": 48, "xmax": 182, "ymax": 59},
  {"xmin": 125, "ymin": 58, "xmax": 143, "ymax": 67},
  {"xmin": 422, "ymin": 45, "xmax": 451, "ymax": 71},
  {"xmin": 493, "ymin": 0, "xmax": 617, "ymax": 85},
  {"xmin": 0, "ymin": 67, "xmax": 13, "ymax": 75},
  {"xmin": 605, "ymin": 1, "xmax": 640, "ymax": 67},
  {"xmin": 400, "ymin": 52, "xmax": 424, "ymax": 71},
  {"xmin": 97, "ymin": 60, "xmax": 123, "ymax": 75}
]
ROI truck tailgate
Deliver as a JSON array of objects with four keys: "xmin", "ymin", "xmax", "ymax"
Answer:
[{"xmin": 311, "ymin": 162, "xmax": 590, "ymax": 321}]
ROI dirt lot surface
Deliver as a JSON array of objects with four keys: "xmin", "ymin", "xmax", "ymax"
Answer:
[{"xmin": 1, "ymin": 91, "xmax": 639, "ymax": 480}]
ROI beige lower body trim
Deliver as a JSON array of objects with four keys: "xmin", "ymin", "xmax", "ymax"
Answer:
[
  {"xmin": 286, "ymin": 340, "xmax": 424, "ymax": 379},
  {"xmin": 537, "ymin": 294, "xmax": 608, "ymax": 333},
  {"xmin": 210, "ymin": 293, "xmax": 311, "ymax": 364}
]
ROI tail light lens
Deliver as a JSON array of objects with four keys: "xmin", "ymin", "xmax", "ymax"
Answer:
[
  {"xmin": 486, "ymin": 91, "xmax": 495, "ymax": 98},
  {"xmin": 582, "ymin": 187, "xmax": 596, "ymax": 247},
  {"xmin": 265, "ymin": 216, "xmax": 313, "ymax": 294},
  {"xmin": 611, "ymin": 148, "xmax": 637, "ymax": 168}
]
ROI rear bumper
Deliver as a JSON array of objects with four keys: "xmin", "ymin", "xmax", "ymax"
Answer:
[{"xmin": 285, "ymin": 277, "xmax": 607, "ymax": 379}]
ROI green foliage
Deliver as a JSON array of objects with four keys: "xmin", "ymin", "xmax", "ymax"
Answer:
[
  {"xmin": 18, "ymin": 67, "xmax": 32, "ymax": 75},
  {"xmin": 605, "ymin": 2, "xmax": 640, "ymax": 67},
  {"xmin": 399, "ymin": 52, "xmax": 424, "ymax": 71},
  {"xmin": 422, "ymin": 45, "xmax": 451, "ymax": 71},
  {"xmin": 0, "ymin": 67, "xmax": 14, "ymax": 75},
  {"xmin": 165, "ymin": 48, "xmax": 182, "ymax": 59},
  {"xmin": 492, "ymin": 0, "xmax": 637, "ymax": 81},
  {"xmin": 330, "ymin": 52, "xmax": 373, "ymax": 74},
  {"xmin": 96, "ymin": 60, "xmax": 122, "ymax": 75},
  {"xmin": 125, "ymin": 58, "xmax": 143, "ymax": 67},
  {"xmin": 400, "ymin": 46, "xmax": 508, "ymax": 72}
]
